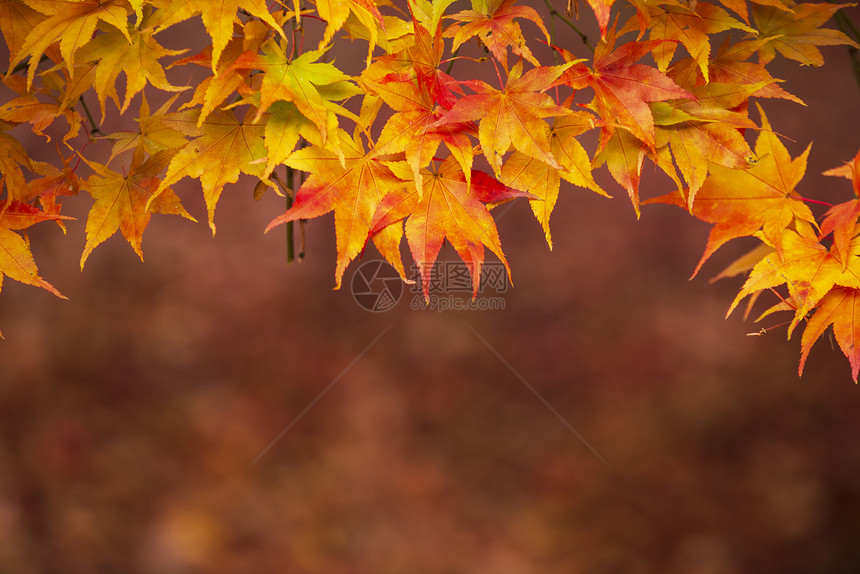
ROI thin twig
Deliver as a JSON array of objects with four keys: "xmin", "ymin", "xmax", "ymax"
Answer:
[
  {"xmin": 835, "ymin": 10, "xmax": 860, "ymax": 91},
  {"xmin": 78, "ymin": 97, "xmax": 103, "ymax": 137},
  {"xmin": 542, "ymin": 0, "xmax": 593, "ymax": 52},
  {"xmin": 445, "ymin": 47, "xmax": 460, "ymax": 75},
  {"xmin": 285, "ymin": 166, "xmax": 296, "ymax": 263}
]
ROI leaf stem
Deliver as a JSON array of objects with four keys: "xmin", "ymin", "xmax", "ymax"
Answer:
[
  {"xmin": 800, "ymin": 196, "xmax": 834, "ymax": 208},
  {"xmin": 490, "ymin": 56, "xmax": 504, "ymax": 88}
]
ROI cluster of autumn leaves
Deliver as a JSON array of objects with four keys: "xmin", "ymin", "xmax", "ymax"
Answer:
[{"xmin": 0, "ymin": 0, "xmax": 859, "ymax": 378}]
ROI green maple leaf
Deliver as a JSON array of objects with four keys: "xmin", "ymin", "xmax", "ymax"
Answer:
[{"xmin": 237, "ymin": 41, "xmax": 360, "ymax": 146}]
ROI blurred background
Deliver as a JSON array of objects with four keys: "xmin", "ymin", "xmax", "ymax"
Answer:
[{"xmin": 2, "ymin": 2, "xmax": 860, "ymax": 573}]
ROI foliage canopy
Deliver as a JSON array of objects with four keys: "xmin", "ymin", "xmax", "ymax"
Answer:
[{"xmin": 1, "ymin": 0, "xmax": 859, "ymax": 379}]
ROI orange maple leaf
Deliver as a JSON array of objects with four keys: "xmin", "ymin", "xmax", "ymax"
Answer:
[
  {"xmin": 651, "ymin": 81, "xmax": 761, "ymax": 205},
  {"xmin": 639, "ymin": 1, "xmax": 754, "ymax": 82},
  {"xmin": 800, "ymin": 286, "xmax": 860, "ymax": 382},
  {"xmin": 707, "ymin": 38, "xmax": 805, "ymax": 104},
  {"xmin": 361, "ymin": 40, "xmax": 474, "ymax": 193},
  {"xmin": 102, "ymin": 95, "xmax": 188, "ymax": 163},
  {"xmin": 0, "ymin": 95, "xmax": 82, "ymax": 143},
  {"xmin": 557, "ymin": 28, "xmax": 694, "ymax": 151},
  {"xmin": 715, "ymin": 0, "xmax": 794, "ymax": 26},
  {"xmin": 265, "ymin": 130, "xmax": 406, "ymax": 288},
  {"xmin": 0, "ymin": 199, "xmax": 69, "ymax": 299},
  {"xmin": 433, "ymin": 60, "xmax": 572, "ymax": 175},
  {"xmin": 819, "ymin": 201, "xmax": 860, "ymax": 267},
  {"xmin": 0, "ymin": 0, "xmax": 41, "ymax": 69},
  {"xmin": 753, "ymin": 2, "xmax": 860, "ymax": 67},
  {"xmin": 728, "ymin": 222, "xmax": 860, "ymax": 335},
  {"xmin": 370, "ymin": 157, "xmax": 531, "ymax": 298},
  {"xmin": 648, "ymin": 106, "xmax": 817, "ymax": 276},
  {"xmin": 592, "ymin": 127, "xmax": 651, "ymax": 215},
  {"xmin": 819, "ymin": 148, "xmax": 860, "ymax": 266},
  {"xmin": 167, "ymin": 19, "xmax": 271, "ymax": 128},
  {"xmin": 446, "ymin": 0, "xmax": 549, "ymax": 69},
  {"xmin": 408, "ymin": 15, "xmax": 461, "ymax": 110}
]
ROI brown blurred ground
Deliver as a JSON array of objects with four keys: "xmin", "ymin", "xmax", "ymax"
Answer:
[{"xmin": 2, "ymin": 4, "xmax": 860, "ymax": 573}]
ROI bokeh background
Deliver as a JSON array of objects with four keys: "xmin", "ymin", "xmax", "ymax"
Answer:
[{"xmin": 2, "ymin": 2, "xmax": 860, "ymax": 572}]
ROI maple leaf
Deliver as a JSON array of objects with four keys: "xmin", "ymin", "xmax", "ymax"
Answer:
[
  {"xmin": 652, "ymin": 81, "xmax": 761, "ymax": 205},
  {"xmin": 820, "ymin": 199, "xmax": 860, "ymax": 265},
  {"xmin": 0, "ymin": 199, "xmax": 69, "ymax": 299},
  {"xmin": 13, "ymin": 0, "xmax": 131, "ymax": 90},
  {"xmin": 265, "ymin": 129, "xmax": 405, "ymax": 288},
  {"xmin": 410, "ymin": 0, "xmax": 458, "ymax": 35},
  {"xmin": 819, "ymin": 148, "xmax": 860, "ymax": 265},
  {"xmin": 101, "ymin": 94, "xmax": 188, "ymax": 163},
  {"xmin": 501, "ymin": 111, "xmax": 608, "ymax": 248},
  {"xmin": 406, "ymin": 15, "xmax": 462, "ymax": 110},
  {"xmin": 639, "ymin": 1, "xmax": 754, "ymax": 82},
  {"xmin": 76, "ymin": 22, "xmax": 187, "ymax": 117},
  {"xmin": 149, "ymin": 0, "xmax": 284, "ymax": 72},
  {"xmin": 237, "ymin": 41, "xmax": 360, "ymax": 146},
  {"xmin": 753, "ymin": 2, "xmax": 860, "ymax": 66},
  {"xmin": 0, "ymin": 94, "xmax": 81, "ymax": 143},
  {"xmin": 0, "ymin": 130, "xmax": 37, "ymax": 202},
  {"xmin": 262, "ymin": 101, "xmax": 320, "ymax": 180},
  {"xmin": 447, "ymin": 0, "xmax": 550, "ymax": 69},
  {"xmin": 557, "ymin": 29, "xmax": 694, "ymax": 151},
  {"xmin": 705, "ymin": 38, "xmax": 805, "ymax": 105},
  {"xmin": 647, "ymin": 106, "xmax": 817, "ymax": 276},
  {"xmin": 592, "ymin": 127, "xmax": 648, "ymax": 215},
  {"xmin": 361, "ymin": 37, "xmax": 474, "ymax": 193},
  {"xmin": 584, "ymin": 0, "xmax": 617, "ymax": 37},
  {"xmin": 150, "ymin": 109, "xmax": 267, "ymax": 234},
  {"xmin": 715, "ymin": 0, "xmax": 795, "ymax": 25},
  {"xmin": 823, "ymin": 148, "xmax": 860, "ymax": 187},
  {"xmin": 78, "ymin": 149, "xmax": 195, "ymax": 268},
  {"xmin": 0, "ymin": 0, "xmax": 41, "ymax": 69},
  {"xmin": 369, "ymin": 156, "xmax": 530, "ymax": 298},
  {"xmin": 433, "ymin": 60, "xmax": 572, "ymax": 175},
  {"xmin": 168, "ymin": 19, "xmax": 273, "ymax": 129},
  {"xmin": 728, "ymin": 222, "xmax": 860, "ymax": 335},
  {"xmin": 20, "ymin": 159, "xmax": 79, "ymax": 232},
  {"xmin": 800, "ymin": 286, "xmax": 860, "ymax": 382},
  {"xmin": 313, "ymin": 0, "xmax": 385, "ymax": 57}
]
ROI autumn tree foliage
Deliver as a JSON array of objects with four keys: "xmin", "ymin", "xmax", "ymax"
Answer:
[{"xmin": 1, "ymin": 0, "xmax": 859, "ymax": 378}]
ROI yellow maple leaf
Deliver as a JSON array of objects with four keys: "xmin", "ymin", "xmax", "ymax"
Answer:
[
  {"xmin": 149, "ymin": 109, "xmax": 266, "ymax": 234},
  {"xmin": 79, "ymin": 150, "xmax": 195, "ymax": 268}
]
